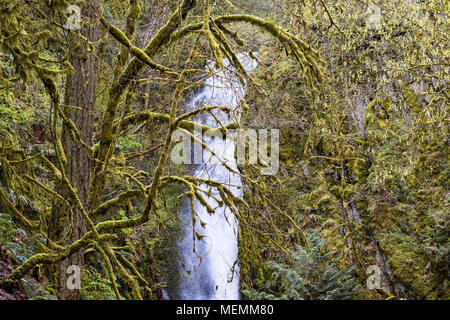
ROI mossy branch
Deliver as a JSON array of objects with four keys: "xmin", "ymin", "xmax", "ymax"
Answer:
[
  {"xmin": 99, "ymin": 16, "xmax": 176, "ymax": 75},
  {"xmin": 115, "ymin": 110, "xmax": 238, "ymax": 134}
]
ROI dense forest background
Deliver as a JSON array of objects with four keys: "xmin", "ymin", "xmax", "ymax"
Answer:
[{"xmin": 0, "ymin": 0, "xmax": 448, "ymax": 300}]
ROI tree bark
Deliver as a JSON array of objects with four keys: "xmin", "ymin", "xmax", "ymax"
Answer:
[{"xmin": 49, "ymin": 0, "xmax": 99, "ymax": 300}]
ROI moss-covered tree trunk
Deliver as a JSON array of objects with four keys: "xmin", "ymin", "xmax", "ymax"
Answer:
[{"xmin": 48, "ymin": 0, "xmax": 99, "ymax": 300}]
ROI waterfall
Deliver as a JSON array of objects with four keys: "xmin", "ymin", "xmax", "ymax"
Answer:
[{"xmin": 168, "ymin": 53, "xmax": 258, "ymax": 300}]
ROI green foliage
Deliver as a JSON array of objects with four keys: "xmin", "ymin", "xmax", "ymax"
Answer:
[
  {"xmin": 117, "ymin": 134, "xmax": 143, "ymax": 152},
  {"xmin": 243, "ymin": 231, "xmax": 360, "ymax": 300},
  {"xmin": 0, "ymin": 212, "xmax": 18, "ymax": 243},
  {"xmin": 240, "ymin": 0, "xmax": 448, "ymax": 300},
  {"xmin": 21, "ymin": 278, "xmax": 57, "ymax": 300},
  {"xmin": 80, "ymin": 266, "xmax": 117, "ymax": 300},
  {"xmin": 0, "ymin": 212, "xmax": 56, "ymax": 300},
  {"xmin": 0, "ymin": 212, "xmax": 33, "ymax": 264}
]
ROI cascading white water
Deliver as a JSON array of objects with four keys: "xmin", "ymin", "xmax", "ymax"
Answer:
[{"xmin": 170, "ymin": 53, "xmax": 258, "ymax": 300}]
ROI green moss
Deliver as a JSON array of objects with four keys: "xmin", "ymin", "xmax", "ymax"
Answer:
[{"xmin": 80, "ymin": 267, "xmax": 117, "ymax": 300}]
